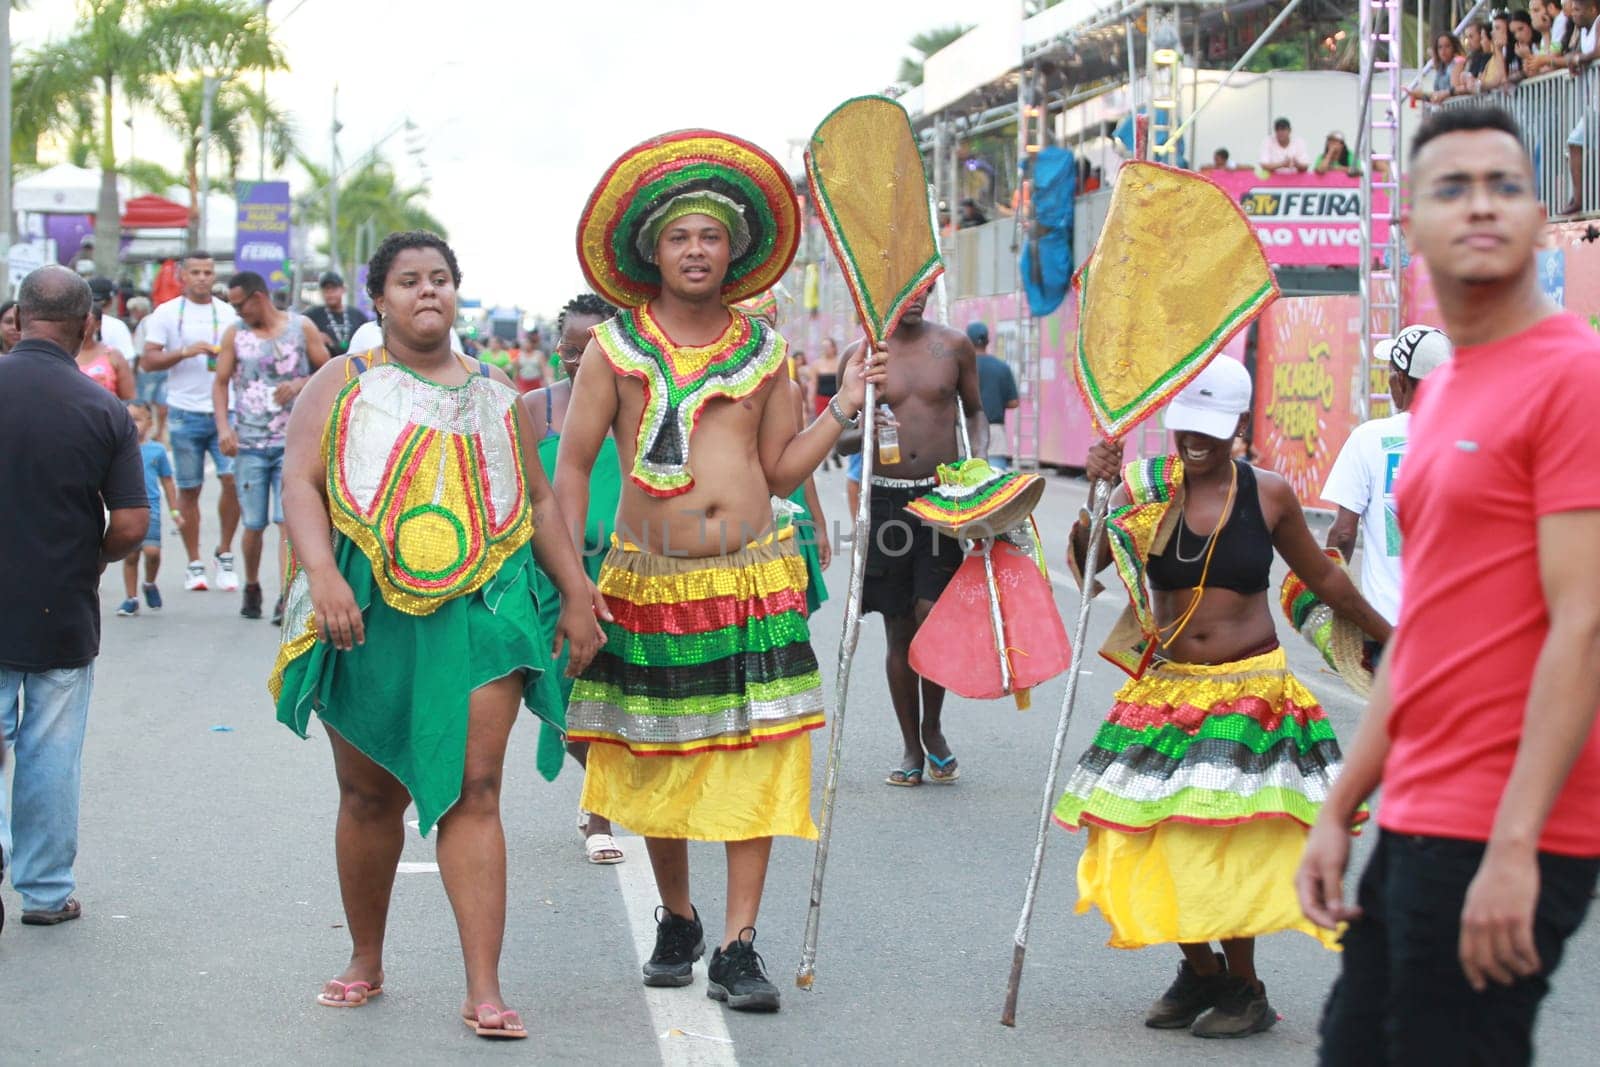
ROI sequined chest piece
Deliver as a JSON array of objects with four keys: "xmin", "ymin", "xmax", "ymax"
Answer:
[
  {"xmin": 593, "ymin": 306, "xmax": 786, "ymax": 497},
  {"xmin": 326, "ymin": 359, "xmax": 532, "ymax": 614}
]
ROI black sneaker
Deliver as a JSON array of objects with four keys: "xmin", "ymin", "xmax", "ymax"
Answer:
[
  {"xmin": 271, "ymin": 594, "xmax": 285, "ymax": 627},
  {"xmin": 241, "ymin": 582, "xmax": 264, "ymax": 619},
  {"xmin": 706, "ymin": 927, "xmax": 780, "ymax": 1012},
  {"xmin": 643, "ymin": 906, "xmax": 704, "ymax": 987},
  {"xmin": 1191, "ymin": 975, "xmax": 1276, "ymax": 1038},
  {"xmin": 1145, "ymin": 953, "xmax": 1227, "ymax": 1029}
]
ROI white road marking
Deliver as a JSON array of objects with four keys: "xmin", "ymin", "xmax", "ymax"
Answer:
[
  {"xmin": 395, "ymin": 861, "xmax": 438, "ymax": 874},
  {"xmin": 612, "ymin": 836, "xmax": 739, "ymax": 1067}
]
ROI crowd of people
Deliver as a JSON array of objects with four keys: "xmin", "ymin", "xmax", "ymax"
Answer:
[{"xmin": 1, "ymin": 104, "xmax": 1598, "ymax": 1063}]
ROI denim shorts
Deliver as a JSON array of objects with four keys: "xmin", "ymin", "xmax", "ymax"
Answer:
[
  {"xmin": 168, "ymin": 407, "xmax": 235, "ymax": 489},
  {"xmin": 143, "ymin": 505, "xmax": 162, "ymax": 548},
  {"xmin": 235, "ymin": 446, "xmax": 284, "ymax": 530},
  {"xmin": 134, "ymin": 368, "xmax": 168, "ymax": 407}
]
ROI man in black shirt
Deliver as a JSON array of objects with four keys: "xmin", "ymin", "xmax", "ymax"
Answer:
[
  {"xmin": 306, "ymin": 270, "xmax": 369, "ymax": 357},
  {"xmin": 0, "ymin": 266, "xmax": 149, "ymax": 927}
]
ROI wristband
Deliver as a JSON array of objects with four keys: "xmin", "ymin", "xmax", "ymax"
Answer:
[{"xmin": 827, "ymin": 395, "xmax": 860, "ymax": 430}]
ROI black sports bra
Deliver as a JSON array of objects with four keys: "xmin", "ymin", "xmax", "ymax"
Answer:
[{"xmin": 1146, "ymin": 461, "xmax": 1273, "ymax": 595}]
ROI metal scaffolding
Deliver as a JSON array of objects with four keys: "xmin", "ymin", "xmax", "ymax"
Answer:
[{"xmin": 1357, "ymin": 0, "xmax": 1406, "ymax": 423}]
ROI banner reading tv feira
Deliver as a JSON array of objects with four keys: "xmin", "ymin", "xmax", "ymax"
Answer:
[
  {"xmin": 235, "ymin": 180, "xmax": 292, "ymax": 291},
  {"xmin": 1204, "ymin": 171, "xmax": 1391, "ymax": 268}
]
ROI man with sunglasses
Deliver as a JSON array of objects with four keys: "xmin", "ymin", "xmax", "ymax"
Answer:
[{"xmin": 211, "ymin": 271, "xmax": 329, "ymax": 622}]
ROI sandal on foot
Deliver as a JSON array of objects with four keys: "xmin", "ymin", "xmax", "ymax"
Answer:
[
  {"xmin": 579, "ymin": 809, "xmax": 625, "ymax": 864},
  {"xmin": 317, "ymin": 979, "xmax": 383, "ymax": 1008},
  {"xmin": 465, "ymin": 1003, "xmax": 528, "ymax": 1039},
  {"xmin": 885, "ymin": 766, "xmax": 924, "ymax": 787},
  {"xmin": 585, "ymin": 832, "xmax": 625, "ymax": 864},
  {"xmin": 927, "ymin": 753, "xmax": 961, "ymax": 783}
]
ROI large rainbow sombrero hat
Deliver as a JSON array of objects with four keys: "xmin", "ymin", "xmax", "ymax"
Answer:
[{"xmin": 577, "ymin": 129, "xmax": 801, "ymax": 310}]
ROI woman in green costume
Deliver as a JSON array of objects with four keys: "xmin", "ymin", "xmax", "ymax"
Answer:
[
  {"xmin": 522, "ymin": 291, "xmax": 627, "ymax": 864},
  {"xmin": 272, "ymin": 231, "xmax": 606, "ymax": 1038}
]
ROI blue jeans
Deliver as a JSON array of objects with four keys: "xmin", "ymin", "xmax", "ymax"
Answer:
[
  {"xmin": 169, "ymin": 407, "xmax": 235, "ymax": 490},
  {"xmin": 0, "ymin": 665, "xmax": 95, "ymax": 912},
  {"xmin": 134, "ymin": 368, "xmax": 168, "ymax": 407},
  {"xmin": 235, "ymin": 446, "xmax": 284, "ymax": 530}
]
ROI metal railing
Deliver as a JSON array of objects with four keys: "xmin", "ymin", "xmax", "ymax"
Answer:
[{"xmin": 1441, "ymin": 65, "xmax": 1600, "ymax": 216}]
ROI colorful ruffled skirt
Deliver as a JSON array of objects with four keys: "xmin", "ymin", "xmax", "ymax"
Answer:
[
  {"xmin": 270, "ymin": 536, "xmax": 563, "ymax": 836},
  {"xmin": 567, "ymin": 530, "xmax": 824, "ymax": 841},
  {"xmin": 785, "ymin": 485, "xmax": 829, "ymax": 617},
  {"xmin": 1052, "ymin": 647, "xmax": 1356, "ymax": 949}
]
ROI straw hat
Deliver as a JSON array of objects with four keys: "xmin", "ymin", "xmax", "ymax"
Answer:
[
  {"xmin": 904, "ymin": 458, "xmax": 1045, "ymax": 541},
  {"xmin": 1279, "ymin": 551, "xmax": 1373, "ymax": 698}
]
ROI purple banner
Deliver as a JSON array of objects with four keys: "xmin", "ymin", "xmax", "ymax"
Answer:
[
  {"xmin": 43, "ymin": 214, "xmax": 94, "ymax": 266},
  {"xmin": 234, "ymin": 180, "xmax": 291, "ymax": 291}
]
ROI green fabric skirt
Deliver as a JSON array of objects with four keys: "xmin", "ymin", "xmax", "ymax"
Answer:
[
  {"xmin": 530, "ymin": 433, "xmax": 622, "ymax": 779},
  {"xmin": 273, "ymin": 534, "xmax": 563, "ymax": 835},
  {"xmin": 787, "ymin": 484, "xmax": 829, "ymax": 617}
]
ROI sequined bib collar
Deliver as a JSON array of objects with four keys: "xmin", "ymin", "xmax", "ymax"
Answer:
[{"xmin": 593, "ymin": 304, "xmax": 786, "ymax": 497}]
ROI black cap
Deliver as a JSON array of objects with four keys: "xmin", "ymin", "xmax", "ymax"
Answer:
[
  {"xmin": 319, "ymin": 271, "xmax": 344, "ymax": 287},
  {"xmin": 88, "ymin": 276, "xmax": 115, "ymax": 299}
]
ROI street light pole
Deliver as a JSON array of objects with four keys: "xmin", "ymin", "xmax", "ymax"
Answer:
[
  {"xmin": 329, "ymin": 83, "xmax": 341, "ymax": 275},
  {"xmin": 200, "ymin": 74, "xmax": 220, "ymax": 251},
  {"xmin": 258, "ymin": 0, "xmax": 271, "ymax": 181}
]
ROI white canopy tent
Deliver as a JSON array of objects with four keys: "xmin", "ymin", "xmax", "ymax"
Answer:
[{"xmin": 14, "ymin": 163, "xmax": 128, "ymax": 214}]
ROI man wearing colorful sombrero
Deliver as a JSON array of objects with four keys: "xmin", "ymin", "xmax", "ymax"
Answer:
[{"xmin": 556, "ymin": 129, "xmax": 882, "ymax": 1013}]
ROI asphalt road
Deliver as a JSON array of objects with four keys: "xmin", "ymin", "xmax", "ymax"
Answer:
[{"xmin": 3, "ymin": 464, "xmax": 1596, "ymax": 1065}]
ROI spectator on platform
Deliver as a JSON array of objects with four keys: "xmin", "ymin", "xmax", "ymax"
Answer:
[
  {"xmin": 1410, "ymin": 33, "xmax": 1465, "ymax": 104},
  {"xmin": 1510, "ymin": 11, "xmax": 1542, "ymax": 81},
  {"xmin": 1457, "ymin": 20, "xmax": 1494, "ymax": 92},
  {"xmin": 1258, "ymin": 117, "xmax": 1310, "ymax": 174},
  {"xmin": 958, "ymin": 197, "xmax": 988, "ymax": 229},
  {"xmin": 1479, "ymin": 12, "xmax": 1514, "ymax": 88},
  {"xmin": 1206, "ymin": 147, "xmax": 1233, "ymax": 171},
  {"xmin": 1562, "ymin": 0, "xmax": 1600, "ymax": 216},
  {"xmin": 1315, "ymin": 131, "xmax": 1362, "ymax": 177}
]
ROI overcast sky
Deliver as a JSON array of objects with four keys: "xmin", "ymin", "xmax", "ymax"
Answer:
[{"xmin": 16, "ymin": 0, "xmax": 985, "ymax": 312}]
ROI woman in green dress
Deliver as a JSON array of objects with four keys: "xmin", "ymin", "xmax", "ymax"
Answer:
[
  {"xmin": 522, "ymin": 292, "xmax": 628, "ymax": 864},
  {"xmin": 273, "ymin": 231, "xmax": 606, "ymax": 1038}
]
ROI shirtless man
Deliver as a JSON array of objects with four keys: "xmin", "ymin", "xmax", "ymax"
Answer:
[
  {"xmin": 843, "ymin": 295, "xmax": 985, "ymax": 787},
  {"xmin": 557, "ymin": 130, "xmax": 880, "ymax": 1013}
]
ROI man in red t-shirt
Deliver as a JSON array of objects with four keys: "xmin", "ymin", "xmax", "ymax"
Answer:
[{"xmin": 1299, "ymin": 106, "xmax": 1600, "ymax": 1065}]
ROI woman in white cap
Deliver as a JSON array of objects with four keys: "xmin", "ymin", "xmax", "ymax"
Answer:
[{"xmin": 1058, "ymin": 356, "xmax": 1392, "ymax": 1039}]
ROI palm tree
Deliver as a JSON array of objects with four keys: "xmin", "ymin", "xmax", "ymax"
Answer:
[
  {"xmin": 897, "ymin": 24, "xmax": 972, "ymax": 87},
  {"xmin": 296, "ymin": 153, "xmax": 448, "ymax": 273},
  {"xmin": 12, "ymin": 0, "xmax": 283, "ymax": 274},
  {"xmin": 154, "ymin": 76, "xmax": 295, "ymax": 245}
]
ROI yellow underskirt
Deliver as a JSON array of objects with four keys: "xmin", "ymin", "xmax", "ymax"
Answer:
[
  {"xmin": 1076, "ymin": 819, "xmax": 1340, "ymax": 950},
  {"xmin": 581, "ymin": 733, "xmax": 818, "ymax": 842}
]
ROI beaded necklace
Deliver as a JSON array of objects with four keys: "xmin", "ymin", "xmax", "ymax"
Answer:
[{"xmin": 176, "ymin": 296, "xmax": 221, "ymax": 345}]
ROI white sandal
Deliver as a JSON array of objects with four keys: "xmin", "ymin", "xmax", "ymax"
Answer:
[{"xmin": 579, "ymin": 809, "xmax": 625, "ymax": 865}]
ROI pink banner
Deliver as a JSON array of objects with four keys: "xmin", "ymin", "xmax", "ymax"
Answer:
[{"xmin": 1203, "ymin": 170, "xmax": 1391, "ymax": 268}]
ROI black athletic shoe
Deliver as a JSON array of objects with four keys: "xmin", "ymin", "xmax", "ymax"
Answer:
[
  {"xmin": 1191, "ymin": 976, "xmax": 1276, "ymax": 1038},
  {"xmin": 706, "ymin": 927, "xmax": 781, "ymax": 1012},
  {"xmin": 643, "ymin": 905, "xmax": 704, "ymax": 987},
  {"xmin": 240, "ymin": 582, "xmax": 264, "ymax": 619},
  {"xmin": 1145, "ymin": 953, "xmax": 1227, "ymax": 1029},
  {"xmin": 270, "ymin": 593, "xmax": 285, "ymax": 627}
]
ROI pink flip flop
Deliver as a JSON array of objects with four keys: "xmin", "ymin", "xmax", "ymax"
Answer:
[
  {"xmin": 465, "ymin": 1003, "xmax": 528, "ymax": 1039},
  {"xmin": 316, "ymin": 979, "xmax": 383, "ymax": 1008}
]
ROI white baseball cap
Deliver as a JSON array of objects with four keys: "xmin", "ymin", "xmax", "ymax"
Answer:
[
  {"xmin": 1387, "ymin": 324, "xmax": 1452, "ymax": 381},
  {"xmin": 1164, "ymin": 356, "xmax": 1253, "ymax": 440}
]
